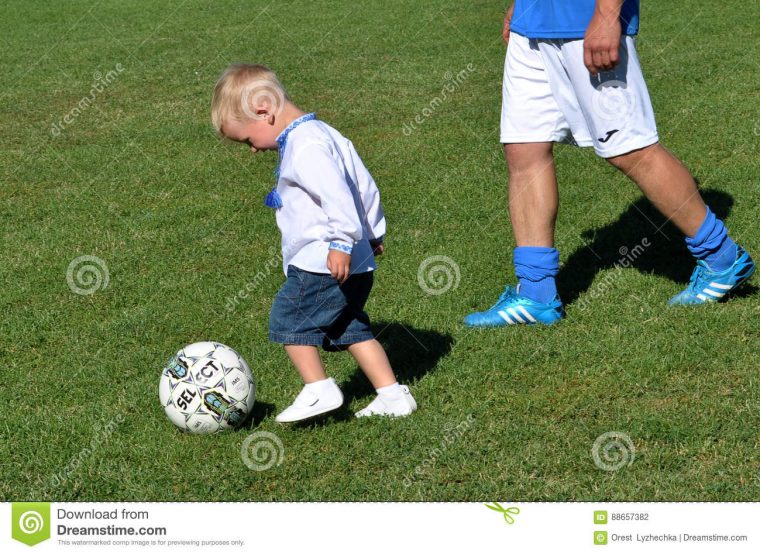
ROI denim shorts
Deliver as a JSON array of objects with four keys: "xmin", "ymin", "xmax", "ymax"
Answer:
[{"xmin": 269, "ymin": 265, "xmax": 375, "ymax": 348}]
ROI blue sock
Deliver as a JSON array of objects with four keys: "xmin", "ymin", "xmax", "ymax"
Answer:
[
  {"xmin": 685, "ymin": 207, "xmax": 737, "ymax": 272},
  {"xmin": 514, "ymin": 246, "xmax": 560, "ymax": 304}
]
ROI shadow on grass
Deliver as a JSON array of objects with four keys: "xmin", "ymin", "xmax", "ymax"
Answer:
[
  {"xmin": 292, "ymin": 321, "xmax": 453, "ymax": 427},
  {"xmin": 244, "ymin": 401, "xmax": 276, "ymax": 430},
  {"xmin": 557, "ymin": 188, "xmax": 757, "ymax": 305}
]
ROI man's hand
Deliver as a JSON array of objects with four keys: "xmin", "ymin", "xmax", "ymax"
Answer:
[
  {"xmin": 370, "ymin": 239, "xmax": 385, "ymax": 255},
  {"xmin": 583, "ymin": 2, "xmax": 623, "ymax": 76},
  {"xmin": 327, "ymin": 249, "xmax": 351, "ymax": 283},
  {"xmin": 502, "ymin": 3, "xmax": 514, "ymax": 43}
]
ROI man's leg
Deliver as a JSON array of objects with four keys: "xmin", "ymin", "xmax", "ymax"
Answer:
[
  {"xmin": 505, "ymin": 142, "xmax": 558, "ymax": 247},
  {"xmin": 606, "ymin": 143, "xmax": 706, "ymax": 237},
  {"xmin": 552, "ymin": 32, "xmax": 753, "ymax": 303},
  {"xmin": 608, "ymin": 143, "xmax": 754, "ymax": 304},
  {"xmin": 506, "ymin": 142, "xmax": 562, "ymax": 305},
  {"xmin": 464, "ymin": 142, "xmax": 564, "ymax": 327},
  {"xmin": 466, "ymin": 29, "xmax": 573, "ymax": 328}
]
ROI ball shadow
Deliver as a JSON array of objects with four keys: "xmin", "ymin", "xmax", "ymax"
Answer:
[{"xmin": 241, "ymin": 401, "xmax": 276, "ymax": 430}]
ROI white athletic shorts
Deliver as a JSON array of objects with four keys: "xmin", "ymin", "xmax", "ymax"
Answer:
[{"xmin": 500, "ymin": 32, "xmax": 659, "ymax": 158}]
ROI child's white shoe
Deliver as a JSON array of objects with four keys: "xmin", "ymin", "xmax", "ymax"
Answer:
[
  {"xmin": 275, "ymin": 378, "xmax": 343, "ymax": 423},
  {"xmin": 355, "ymin": 384, "xmax": 417, "ymax": 418}
]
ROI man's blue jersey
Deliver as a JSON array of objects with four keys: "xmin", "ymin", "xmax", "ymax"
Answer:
[{"xmin": 510, "ymin": 0, "xmax": 640, "ymax": 39}]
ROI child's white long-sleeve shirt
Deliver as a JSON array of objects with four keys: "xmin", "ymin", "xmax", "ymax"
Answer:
[{"xmin": 274, "ymin": 119, "xmax": 386, "ymax": 275}]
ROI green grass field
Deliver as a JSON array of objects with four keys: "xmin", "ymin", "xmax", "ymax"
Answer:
[{"xmin": 2, "ymin": 0, "xmax": 759, "ymax": 501}]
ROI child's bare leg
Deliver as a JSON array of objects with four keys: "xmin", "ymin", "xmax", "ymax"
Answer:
[
  {"xmin": 348, "ymin": 339, "xmax": 417, "ymax": 417},
  {"xmin": 276, "ymin": 345, "xmax": 342, "ymax": 423},
  {"xmin": 346, "ymin": 339, "xmax": 396, "ymax": 388},
  {"xmin": 284, "ymin": 344, "xmax": 327, "ymax": 383}
]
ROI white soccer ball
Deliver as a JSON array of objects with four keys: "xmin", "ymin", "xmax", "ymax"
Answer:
[{"xmin": 159, "ymin": 341, "xmax": 256, "ymax": 434}]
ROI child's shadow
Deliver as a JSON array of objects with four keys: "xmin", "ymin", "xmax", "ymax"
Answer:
[
  {"xmin": 557, "ymin": 188, "xmax": 758, "ymax": 305},
  {"xmin": 293, "ymin": 321, "xmax": 453, "ymax": 427},
  {"xmin": 344, "ymin": 321, "xmax": 453, "ymax": 402}
]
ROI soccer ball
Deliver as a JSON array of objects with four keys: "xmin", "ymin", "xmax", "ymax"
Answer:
[{"xmin": 159, "ymin": 341, "xmax": 256, "ymax": 434}]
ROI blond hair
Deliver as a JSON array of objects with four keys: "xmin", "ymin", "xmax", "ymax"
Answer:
[{"xmin": 211, "ymin": 63, "xmax": 291, "ymax": 135}]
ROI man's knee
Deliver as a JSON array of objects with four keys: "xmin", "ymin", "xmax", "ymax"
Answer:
[
  {"xmin": 504, "ymin": 142, "xmax": 554, "ymax": 174},
  {"xmin": 605, "ymin": 142, "xmax": 661, "ymax": 174}
]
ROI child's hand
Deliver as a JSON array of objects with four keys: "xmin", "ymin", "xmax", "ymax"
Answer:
[
  {"xmin": 370, "ymin": 239, "xmax": 385, "ymax": 255},
  {"xmin": 327, "ymin": 249, "xmax": 352, "ymax": 283}
]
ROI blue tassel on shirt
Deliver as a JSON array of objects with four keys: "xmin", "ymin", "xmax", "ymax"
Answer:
[
  {"xmin": 264, "ymin": 188, "xmax": 283, "ymax": 209},
  {"xmin": 265, "ymin": 112, "xmax": 318, "ymax": 210}
]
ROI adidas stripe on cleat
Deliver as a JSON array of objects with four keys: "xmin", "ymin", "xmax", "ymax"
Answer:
[
  {"xmin": 464, "ymin": 285, "xmax": 564, "ymax": 327},
  {"xmin": 497, "ymin": 305, "xmax": 538, "ymax": 325},
  {"xmin": 668, "ymin": 246, "xmax": 755, "ymax": 306}
]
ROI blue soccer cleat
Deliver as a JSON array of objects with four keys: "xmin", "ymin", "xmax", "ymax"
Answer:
[
  {"xmin": 464, "ymin": 285, "xmax": 564, "ymax": 327},
  {"xmin": 668, "ymin": 246, "xmax": 755, "ymax": 306}
]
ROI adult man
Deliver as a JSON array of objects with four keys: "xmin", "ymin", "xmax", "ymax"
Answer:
[{"xmin": 465, "ymin": 0, "xmax": 754, "ymax": 327}]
